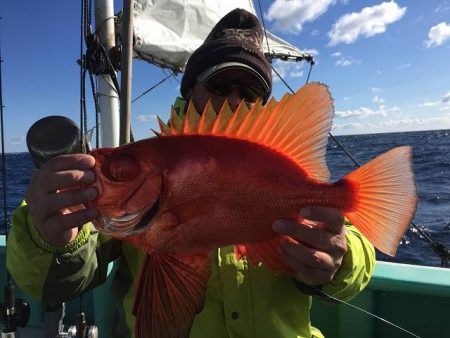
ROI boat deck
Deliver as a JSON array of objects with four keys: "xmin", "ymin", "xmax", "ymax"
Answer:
[{"xmin": 1, "ymin": 236, "xmax": 449, "ymax": 338}]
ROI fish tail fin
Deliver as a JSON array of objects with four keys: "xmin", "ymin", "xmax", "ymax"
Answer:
[
  {"xmin": 343, "ymin": 146, "xmax": 417, "ymax": 256},
  {"xmin": 134, "ymin": 252, "xmax": 210, "ymax": 338}
]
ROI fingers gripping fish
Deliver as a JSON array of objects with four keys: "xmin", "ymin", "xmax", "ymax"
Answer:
[{"xmin": 87, "ymin": 83, "xmax": 418, "ymax": 338}]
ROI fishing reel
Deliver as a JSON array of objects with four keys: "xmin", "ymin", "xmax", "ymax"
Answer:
[
  {"xmin": 26, "ymin": 115, "xmax": 90, "ymax": 168},
  {"xmin": 0, "ymin": 283, "xmax": 31, "ymax": 337},
  {"xmin": 55, "ymin": 303, "xmax": 98, "ymax": 338}
]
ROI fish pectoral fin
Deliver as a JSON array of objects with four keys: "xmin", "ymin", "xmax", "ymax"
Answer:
[{"xmin": 133, "ymin": 251, "xmax": 211, "ymax": 338}]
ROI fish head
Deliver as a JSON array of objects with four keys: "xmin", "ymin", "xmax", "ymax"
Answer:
[{"xmin": 88, "ymin": 145, "xmax": 163, "ymax": 237}]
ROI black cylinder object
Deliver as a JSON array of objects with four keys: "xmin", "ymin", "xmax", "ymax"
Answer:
[{"xmin": 26, "ymin": 116, "xmax": 82, "ymax": 168}]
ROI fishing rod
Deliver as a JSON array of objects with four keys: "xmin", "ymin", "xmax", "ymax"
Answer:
[
  {"xmin": 48, "ymin": 1, "xmax": 99, "ymax": 337},
  {"xmin": 0, "ymin": 14, "xmax": 31, "ymax": 337},
  {"xmin": 25, "ymin": 0, "xmax": 100, "ymax": 336}
]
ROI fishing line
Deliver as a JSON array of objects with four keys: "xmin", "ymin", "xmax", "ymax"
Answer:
[{"xmin": 313, "ymin": 287, "xmax": 422, "ymax": 338}]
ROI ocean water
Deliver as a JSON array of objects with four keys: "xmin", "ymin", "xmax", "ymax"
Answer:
[{"xmin": 1, "ymin": 129, "xmax": 449, "ymax": 267}]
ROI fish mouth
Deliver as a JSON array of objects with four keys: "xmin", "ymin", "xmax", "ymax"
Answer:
[{"xmin": 98, "ymin": 196, "xmax": 160, "ymax": 236}]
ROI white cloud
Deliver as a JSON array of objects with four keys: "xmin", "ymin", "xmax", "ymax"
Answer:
[
  {"xmin": 332, "ymin": 115, "xmax": 450, "ymax": 134},
  {"xmin": 371, "ymin": 87, "xmax": 382, "ymax": 93},
  {"xmin": 373, "ymin": 95, "xmax": 386, "ymax": 104},
  {"xmin": 424, "ymin": 22, "xmax": 450, "ymax": 47},
  {"xmin": 11, "ymin": 135, "xmax": 26, "ymax": 146},
  {"xmin": 291, "ymin": 69, "xmax": 304, "ymax": 78},
  {"xmin": 419, "ymin": 92, "xmax": 450, "ymax": 107},
  {"xmin": 398, "ymin": 63, "xmax": 411, "ymax": 70},
  {"xmin": 435, "ymin": 3, "xmax": 450, "ymax": 13},
  {"xmin": 335, "ymin": 57, "xmax": 356, "ymax": 67},
  {"xmin": 443, "ymin": 92, "xmax": 450, "ymax": 103},
  {"xmin": 266, "ymin": 0, "xmax": 336, "ymax": 34},
  {"xmin": 311, "ymin": 29, "xmax": 320, "ymax": 37},
  {"xmin": 272, "ymin": 59, "xmax": 306, "ymax": 81},
  {"xmin": 137, "ymin": 114, "xmax": 157, "ymax": 122},
  {"xmin": 331, "ymin": 51, "xmax": 357, "ymax": 67},
  {"xmin": 336, "ymin": 105, "xmax": 400, "ymax": 119},
  {"xmin": 302, "ymin": 48, "xmax": 320, "ymax": 57},
  {"xmin": 419, "ymin": 101, "xmax": 440, "ymax": 107},
  {"xmin": 328, "ymin": 1, "xmax": 407, "ymax": 46}
]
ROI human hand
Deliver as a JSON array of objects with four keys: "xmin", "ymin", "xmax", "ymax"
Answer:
[
  {"xmin": 25, "ymin": 154, "xmax": 99, "ymax": 246},
  {"xmin": 272, "ymin": 206, "xmax": 347, "ymax": 286}
]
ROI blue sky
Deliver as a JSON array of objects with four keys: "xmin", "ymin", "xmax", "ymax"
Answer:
[{"xmin": 1, "ymin": 0, "xmax": 450, "ymax": 153}]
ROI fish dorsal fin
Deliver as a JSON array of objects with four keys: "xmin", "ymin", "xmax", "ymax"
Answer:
[
  {"xmin": 159, "ymin": 83, "xmax": 333, "ymax": 180},
  {"xmin": 198, "ymin": 101, "xmax": 217, "ymax": 134},
  {"xmin": 183, "ymin": 101, "xmax": 200, "ymax": 135}
]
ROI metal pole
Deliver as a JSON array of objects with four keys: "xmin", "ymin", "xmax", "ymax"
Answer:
[
  {"xmin": 119, "ymin": 0, "xmax": 134, "ymax": 145},
  {"xmin": 94, "ymin": 0, "xmax": 120, "ymax": 147}
]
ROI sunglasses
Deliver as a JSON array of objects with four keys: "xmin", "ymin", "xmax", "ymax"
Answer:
[{"xmin": 204, "ymin": 79, "xmax": 266, "ymax": 103}]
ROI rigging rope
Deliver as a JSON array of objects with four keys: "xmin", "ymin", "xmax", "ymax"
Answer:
[
  {"xmin": 131, "ymin": 72, "xmax": 176, "ymax": 103},
  {"xmin": 256, "ymin": 0, "xmax": 270, "ymax": 55}
]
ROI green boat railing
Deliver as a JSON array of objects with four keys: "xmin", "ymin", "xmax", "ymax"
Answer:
[{"xmin": 1, "ymin": 235, "xmax": 449, "ymax": 338}]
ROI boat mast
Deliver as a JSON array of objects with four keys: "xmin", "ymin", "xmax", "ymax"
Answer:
[
  {"xmin": 94, "ymin": 0, "xmax": 120, "ymax": 147},
  {"xmin": 119, "ymin": 0, "xmax": 134, "ymax": 145}
]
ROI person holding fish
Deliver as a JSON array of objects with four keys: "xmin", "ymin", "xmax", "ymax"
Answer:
[{"xmin": 6, "ymin": 8, "xmax": 416, "ymax": 338}]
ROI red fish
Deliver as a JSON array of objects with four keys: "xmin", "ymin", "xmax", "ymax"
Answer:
[{"xmin": 88, "ymin": 83, "xmax": 417, "ymax": 338}]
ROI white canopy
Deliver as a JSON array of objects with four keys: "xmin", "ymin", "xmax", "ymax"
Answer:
[{"xmin": 129, "ymin": 0, "xmax": 312, "ymax": 71}]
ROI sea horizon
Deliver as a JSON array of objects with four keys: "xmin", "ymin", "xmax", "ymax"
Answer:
[{"xmin": 3, "ymin": 127, "xmax": 449, "ymax": 155}]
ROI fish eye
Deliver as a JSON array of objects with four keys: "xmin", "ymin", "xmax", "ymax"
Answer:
[{"xmin": 103, "ymin": 154, "xmax": 140, "ymax": 182}]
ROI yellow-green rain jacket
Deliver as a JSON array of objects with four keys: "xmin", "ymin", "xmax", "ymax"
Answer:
[{"xmin": 7, "ymin": 200, "xmax": 375, "ymax": 338}]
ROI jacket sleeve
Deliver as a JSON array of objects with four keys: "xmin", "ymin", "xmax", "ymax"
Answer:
[
  {"xmin": 6, "ymin": 201, "xmax": 122, "ymax": 305},
  {"xmin": 320, "ymin": 221, "xmax": 376, "ymax": 301}
]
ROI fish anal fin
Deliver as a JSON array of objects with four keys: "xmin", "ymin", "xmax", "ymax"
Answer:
[
  {"xmin": 343, "ymin": 146, "xmax": 418, "ymax": 256},
  {"xmin": 234, "ymin": 236, "xmax": 294, "ymax": 275},
  {"xmin": 134, "ymin": 252, "xmax": 211, "ymax": 338}
]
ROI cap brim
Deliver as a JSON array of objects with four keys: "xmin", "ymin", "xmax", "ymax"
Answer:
[{"xmin": 196, "ymin": 62, "xmax": 270, "ymax": 93}]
